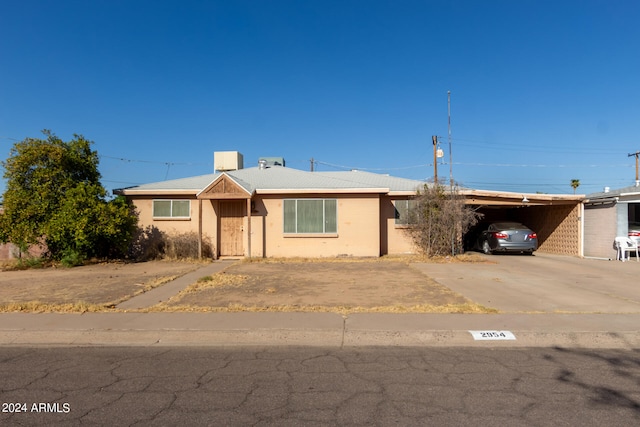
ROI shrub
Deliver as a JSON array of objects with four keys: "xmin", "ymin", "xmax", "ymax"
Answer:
[
  {"xmin": 129, "ymin": 227, "xmax": 215, "ymax": 261},
  {"xmin": 60, "ymin": 249, "xmax": 85, "ymax": 268},
  {"xmin": 406, "ymin": 184, "xmax": 481, "ymax": 257}
]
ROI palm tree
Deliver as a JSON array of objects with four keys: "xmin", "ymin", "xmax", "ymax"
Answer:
[{"xmin": 570, "ymin": 179, "xmax": 580, "ymax": 194}]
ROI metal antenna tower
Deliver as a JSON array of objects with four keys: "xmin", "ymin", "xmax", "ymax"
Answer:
[{"xmin": 448, "ymin": 91, "xmax": 453, "ymax": 187}]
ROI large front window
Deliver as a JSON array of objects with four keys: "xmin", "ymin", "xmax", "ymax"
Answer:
[
  {"xmin": 284, "ymin": 199, "xmax": 337, "ymax": 234},
  {"xmin": 153, "ymin": 200, "xmax": 191, "ymax": 218}
]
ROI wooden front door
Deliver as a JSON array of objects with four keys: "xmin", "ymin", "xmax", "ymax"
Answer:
[{"xmin": 220, "ymin": 201, "xmax": 244, "ymax": 256}]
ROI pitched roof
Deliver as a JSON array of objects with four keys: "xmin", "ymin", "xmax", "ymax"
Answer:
[
  {"xmin": 587, "ymin": 183, "xmax": 640, "ymax": 200},
  {"xmin": 116, "ymin": 166, "xmax": 426, "ymax": 196}
]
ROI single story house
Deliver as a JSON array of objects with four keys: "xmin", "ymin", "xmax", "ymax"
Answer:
[
  {"xmin": 116, "ymin": 153, "xmax": 423, "ymax": 258},
  {"xmin": 583, "ymin": 182, "xmax": 640, "ymax": 259},
  {"xmin": 115, "ymin": 151, "xmax": 585, "ymax": 259}
]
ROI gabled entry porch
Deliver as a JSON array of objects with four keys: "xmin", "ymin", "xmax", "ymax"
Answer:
[{"xmin": 197, "ymin": 173, "xmax": 253, "ymax": 258}]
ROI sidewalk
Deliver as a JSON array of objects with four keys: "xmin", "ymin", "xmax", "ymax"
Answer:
[
  {"xmin": 116, "ymin": 259, "xmax": 236, "ymax": 310},
  {"xmin": 1, "ymin": 311, "xmax": 639, "ymax": 348}
]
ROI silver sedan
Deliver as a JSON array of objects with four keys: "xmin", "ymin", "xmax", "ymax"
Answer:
[{"xmin": 478, "ymin": 222, "xmax": 538, "ymax": 255}]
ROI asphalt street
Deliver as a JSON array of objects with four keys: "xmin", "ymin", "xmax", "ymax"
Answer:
[{"xmin": 1, "ymin": 346, "xmax": 639, "ymax": 426}]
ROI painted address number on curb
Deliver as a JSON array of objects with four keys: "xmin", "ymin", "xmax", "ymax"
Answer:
[{"xmin": 469, "ymin": 330, "xmax": 516, "ymax": 340}]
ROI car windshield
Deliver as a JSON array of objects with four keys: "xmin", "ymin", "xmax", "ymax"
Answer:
[{"xmin": 493, "ymin": 222, "xmax": 525, "ymax": 230}]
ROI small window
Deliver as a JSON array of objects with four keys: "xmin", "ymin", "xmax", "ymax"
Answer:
[
  {"xmin": 153, "ymin": 200, "xmax": 191, "ymax": 218},
  {"xmin": 395, "ymin": 199, "xmax": 417, "ymax": 225},
  {"xmin": 284, "ymin": 199, "xmax": 337, "ymax": 234}
]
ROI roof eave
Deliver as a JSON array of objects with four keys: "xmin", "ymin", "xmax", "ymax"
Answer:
[
  {"xmin": 255, "ymin": 188, "xmax": 389, "ymax": 195},
  {"xmin": 118, "ymin": 189, "xmax": 200, "ymax": 196}
]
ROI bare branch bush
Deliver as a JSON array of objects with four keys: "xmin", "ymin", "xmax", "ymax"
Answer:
[
  {"xmin": 407, "ymin": 184, "xmax": 481, "ymax": 257},
  {"xmin": 129, "ymin": 226, "xmax": 215, "ymax": 260}
]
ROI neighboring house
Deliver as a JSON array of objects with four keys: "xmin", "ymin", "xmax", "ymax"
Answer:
[
  {"xmin": 116, "ymin": 153, "xmax": 423, "ymax": 258},
  {"xmin": 583, "ymin": 182, "xmax": 640, "ymax": 259},
  {"xmin": 0, "ymin": 205, "xmax": 47, "ymax": 260},
  {"xmin": 116, "ymin": 152, "xmax": 585, "ymax": 259}
]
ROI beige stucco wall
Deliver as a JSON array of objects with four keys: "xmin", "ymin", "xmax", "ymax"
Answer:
[
  {"xmin": 256, "ymin": 194, "xmax": 381, "ymax": 257},
  {"xmin": 133, "ymin": 197, "xmax": 201, "ymax": 235},
  {"xmin": 131, "ymin": 194, "xmax": 385, "ymax": 258},
  {"xmin": 131, "ymin": 197, "xmax": 217, "ymax": 253},
  {"xmin": 380, "ymin": 196, "xmax": 417, "ymax": 255}
]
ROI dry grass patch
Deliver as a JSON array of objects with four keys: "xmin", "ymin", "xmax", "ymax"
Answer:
[
  {"xmin": 150, "ymin": 259, "xmax": 497, "ymax": 314},
  {"xmin": 0, "ymin": 301, "xmax": 117, "ymax": 313},
  {"xmin": 173, "ymin": 272, "xmax": 249, "ymax": 295},
  {"xmin": 242, "ymin": 252, "xmax": 492, "ymax": 265},
  {"xmin": 147, "ymin": 302, "xmax": 497, "ymax": 314}
]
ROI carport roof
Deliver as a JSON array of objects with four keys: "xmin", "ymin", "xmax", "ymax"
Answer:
[{"xmin": 462, "ymin": 188, "xmax": 584, "ymax": 206}]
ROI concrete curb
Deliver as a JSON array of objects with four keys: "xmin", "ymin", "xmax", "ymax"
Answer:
[{"xmin": 1, "ymin": 312, "xmax": 639, "ymax": 349}]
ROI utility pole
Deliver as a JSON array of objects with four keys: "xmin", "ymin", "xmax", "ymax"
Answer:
[
  {"xmin": 448, "ymin": 91, "xmax": 453, "ymax": 187},
  {"xmin": 628, "ymin": 152, "xmax": 640, "ymax": 182},
  {"xmin": 310, "ymin": 157, "xmax": 315, "ymax": 172},
  {"xmin": 432, "ymin": 135, "xmax": 438, "ymax": 183}
]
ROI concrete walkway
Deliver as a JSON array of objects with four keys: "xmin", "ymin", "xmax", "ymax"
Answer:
[{"xmin": 116, "ymin": 260, "xmax": 236, "ymax": 310}]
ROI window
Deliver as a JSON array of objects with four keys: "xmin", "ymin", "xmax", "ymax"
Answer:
[
  {"xmin": 153, "ymin": 200, "xmax": 190, "ymax": 218},
  {"xmin": 284, "ymin": 199, "xmax": 337, "ymax": 234},
  {"xmin": 395, "ymin": 199, "xmax": 417, "ymax": 225}
]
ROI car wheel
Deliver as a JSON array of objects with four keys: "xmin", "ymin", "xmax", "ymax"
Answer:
[{"xmin": 482, "ymin": 240, "xmax": 493, "ymax": 255}]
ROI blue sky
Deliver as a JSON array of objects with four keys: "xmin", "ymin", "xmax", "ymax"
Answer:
[{"xmin": 1, "ymin": 0, "xmax": 639, "ymax": 196}]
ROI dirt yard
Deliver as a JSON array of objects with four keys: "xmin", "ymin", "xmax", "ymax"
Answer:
[
  {"xmin": 162, "ymin": 259, "xmax": 484, "ymax": 313},
  {"xmin": 0, "ymin": 257, "xmax": 491, "ymax": 313},
  {"xmin": 0, "ymin": 261, "xmax": 201, "ymax": 307}
]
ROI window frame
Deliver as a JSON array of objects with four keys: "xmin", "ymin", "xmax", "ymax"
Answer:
[
  {"xmin": 283, "ymin": 198, "xmax": 338, "ymax": 235},
  {"xmin": 394, "ymin": 199, "xmax": 417, "ymax": 226},
  {"xmin": 152, "ymin": 199, "xmax": 191, "ymax": 219}
]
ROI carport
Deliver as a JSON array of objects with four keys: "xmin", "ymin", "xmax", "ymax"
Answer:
[{"xmin": 462, "ymin": 189, "xmax": 584, "ymax": 256}]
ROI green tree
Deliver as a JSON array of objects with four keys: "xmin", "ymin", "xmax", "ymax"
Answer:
[
  {"xmin": 570, "ymin": 179, "xmax": 580, "ymax": 194},
  {"xmin": 407, "ymin": 184, "xmax": 481, "ymax": 257},
  {"xmin": 0, "ymin": 130, "xmax": 137, "ymax": 262}
]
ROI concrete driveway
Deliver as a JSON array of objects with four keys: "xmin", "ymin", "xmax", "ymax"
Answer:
[{"xmin": 412, "ymin": 253, "xmax": 640, "ymax": 313}]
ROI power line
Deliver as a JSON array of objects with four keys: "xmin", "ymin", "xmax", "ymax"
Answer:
[
  {"xmin": 99, "ymin": 154, "xmax": 211, "ymax": 167},
  {"xmin": 314, "ymin": 160, "xmax": 430, "ymax": 171},
  {"xmin": 451, "ymin": 161, "xmax": 631, "ymax": 168}
]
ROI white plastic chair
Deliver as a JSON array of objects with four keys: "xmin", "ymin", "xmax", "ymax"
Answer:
[{"xmin": 614, "ymin": 237, "xmax": 639, "ymax": 262}]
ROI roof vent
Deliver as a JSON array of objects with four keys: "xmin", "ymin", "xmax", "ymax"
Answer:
[
  {"xmin": 258, "ymin": 157, "xmax": 285, "ymax": 167},
  {"xmin": 258, "ymin": 159, "xmax": 268, "ymax": 170},
  {"xmin": 604, "ymin": 187, "xmax": 610, "ymax": 193}
]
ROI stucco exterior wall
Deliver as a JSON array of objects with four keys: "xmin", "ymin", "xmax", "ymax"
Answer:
[
  {"xmin": 133, "ymin": 198, "xmax": 197, "ymax": 234},
  {"xmin": 131, "ymin": 196, "xmax": 218, "ymax": 254},
  {"xmin": 258, "ymin": 194, "xmax": 380, "ymax": 257},
  {"xmin": 380, "ymin": 196, "xmax": 416, "ymax": 255}
]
